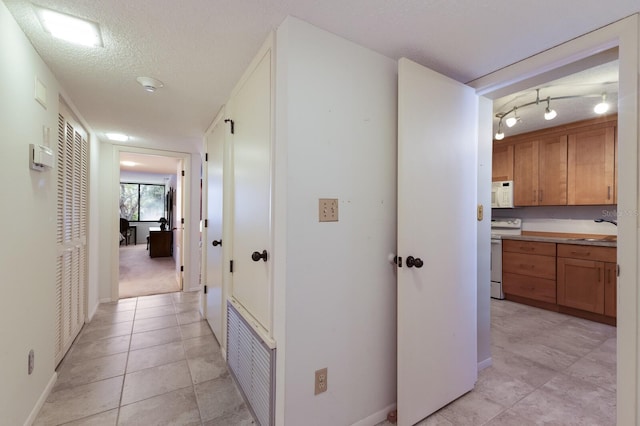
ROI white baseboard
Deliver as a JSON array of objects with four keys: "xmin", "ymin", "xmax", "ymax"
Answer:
[
  {"xmin": 478, "ymin": 357, "xmax": 493, "ymax": 371},
  {"xmin": 351, "ymin": 402, "xmax": 396, "ymax": 426},
  {"xmin": 24, "ymin": 372, "xmax": 57, "ymax": 426}
]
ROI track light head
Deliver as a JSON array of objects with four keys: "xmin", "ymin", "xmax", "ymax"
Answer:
[
  {"xmin": 494, "ymin": 119, "xmax": 505, "ymax": 140},
  {"xmin": 544, "ymin": 98, "xmax": 557, "ymax": 120},
  {"xmin": 594, "ymin": 93, "xmax": 609, "ymax": 114}
]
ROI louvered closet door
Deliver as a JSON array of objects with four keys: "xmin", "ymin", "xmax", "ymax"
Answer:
[{"xmin": 55, "ymin": 111, "xmax": 88, "ymax": 366}]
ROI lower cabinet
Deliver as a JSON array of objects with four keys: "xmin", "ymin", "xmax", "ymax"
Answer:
[
  {"xmin": 556, "ymin": 244, "xmax": 616, "ymax": 316},
  {"xmin": 502, "ymin": 240, "xmax": 557, "ymax": 303}
]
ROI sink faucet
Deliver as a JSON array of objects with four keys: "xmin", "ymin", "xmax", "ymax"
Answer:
[{"xmin": 594, "ymin": 218, "xmax": 617, "ymax": 226}]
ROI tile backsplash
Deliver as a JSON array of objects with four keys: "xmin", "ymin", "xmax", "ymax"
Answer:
[{"xmin": 492, "ymin": 205, "xmax": 617, "ymax": 235}]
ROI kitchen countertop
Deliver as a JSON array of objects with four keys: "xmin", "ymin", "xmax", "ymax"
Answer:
[{"xmin": 500, "ymin": 234, "xmax": 617, "ymax": 248}]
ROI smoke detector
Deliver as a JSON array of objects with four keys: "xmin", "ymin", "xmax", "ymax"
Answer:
[{"xmin": 136, "ymin": 76, "xmax": 164, "ymax": 92}]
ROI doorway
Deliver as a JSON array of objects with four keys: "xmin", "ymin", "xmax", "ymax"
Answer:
[
  {"xmin": 471, "ymin": 16, "xmax": 638, "ymax": 425},
  {"xmin": 111, "ymin": 146, "xmax": 192, "ymax": 301}
]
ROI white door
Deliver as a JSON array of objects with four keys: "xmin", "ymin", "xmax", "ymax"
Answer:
[
  {"xmin": 205, "ymin": 119, "xmax": 225, "ymax": 341},
  {"xmin": 229, "ymin": 47, "xmax": 272, "ymax": 331},
  {"xmin": 397, "ymin": 58, "xmax": 480, "ymax": 426},
  {"xmin": 175, "ymin": 160, "xmax": 184, "ymax": 289}
]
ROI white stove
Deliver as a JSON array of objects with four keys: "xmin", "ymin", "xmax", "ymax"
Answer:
[{"xmin": 490, "ymin": 218, "xmax": 522, "ymax": 299}]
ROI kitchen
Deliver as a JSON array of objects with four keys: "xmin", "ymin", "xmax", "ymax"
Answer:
[{"xmin": 490, "ymin": 51, "xmax": 619, "ymax": 326}]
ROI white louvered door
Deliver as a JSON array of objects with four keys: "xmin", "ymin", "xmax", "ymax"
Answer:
[{"xmin": 55, "ymin": 109, "xmax": 88, "ymax": 366}]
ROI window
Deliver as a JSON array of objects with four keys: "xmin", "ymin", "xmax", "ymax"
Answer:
[{"xmin": 120, "ymin": 183, "xmax": 165, "ymax": 221}]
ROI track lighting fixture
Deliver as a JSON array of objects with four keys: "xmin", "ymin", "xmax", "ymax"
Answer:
[
  {"xmin": 594, "ymin": 93, "xmax": 609, "ymax": 114},
  {"xmin": 495, "ymin": 89, "xmax": 611, "ymax": 140}
]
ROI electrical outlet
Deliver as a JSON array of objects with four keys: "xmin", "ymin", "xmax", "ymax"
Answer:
[
  {"xmin": 28, "ymin": 349, "xmax": 34, "ymax": 375},
  {"xmin": 315, "ymin": 367, "xmax": 328, "ymax": 395},
  {"xmin": 319, "ymin": 199, "xmax": 338, "ymax": 222}
]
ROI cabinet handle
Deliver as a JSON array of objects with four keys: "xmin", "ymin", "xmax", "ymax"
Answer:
[
  {"xmin": 533, "ymin": 190, "xmax": 537, "ymax": 203},
  {"xmin": 570, "ymin": 251, "xmax": 590, "ymax": 257},
  {"xmin": 539, "ymin": 189, "xmax": 543, "ymax": 202},
  {"xmin": 519, "ymin": 246, "xmax": 534, "ymax": 252},
  {"xmin": 607, "ymin": 268, "xmax": 611, "ymax": 284},
  {"xmin": 598, "ymin": 268, "xmax": 602, "ymax": 282},
  {"xmin": 607, "ymin": 186, "xmax": 611, "ymax": 200}
]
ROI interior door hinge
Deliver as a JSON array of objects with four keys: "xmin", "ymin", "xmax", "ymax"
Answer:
[
  {"xmin": 205, "ymin": 153, "xmax": 208, "ymax": 161},
  {"xmin": 224, "ymin": 118, "xmax": 235, "ymax": 134},
  {"xmin": 181, "ymin": 170, "xmax": 185, "ymax": 177},
  {"xmin": 617, "ymin": 264, "xmax": 620, "ymax": 277},
  {"xmin": 180, "ymin": 265, "xmax": 184, "ymax": 272},
  {"xmin": 181, "ymin": 218, "xmax": 185, "ymax": 224},
  {"xmin": 204, "ymin": 219, "xmax": 208, "ymax": 228},
  {"xmin": 204, "ymin": 285, "xmax": 208, "ymax": 294},
  {"xmin": 230, "ymin": 260, "xmax": 234, "ymax": 273}
]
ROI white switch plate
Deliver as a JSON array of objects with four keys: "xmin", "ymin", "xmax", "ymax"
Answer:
[{"xmin": 319, "ymin": 198, "xmax": 338, "ymax": 222}]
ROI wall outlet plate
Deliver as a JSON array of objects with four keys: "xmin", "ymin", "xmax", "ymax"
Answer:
[
  {"xmin": 314, "ymin": 367, "xmax": 327, "ymax": 395},
  {"xmin": 319, "ymin": 199, "xmax": 338, "ymax": 222}
]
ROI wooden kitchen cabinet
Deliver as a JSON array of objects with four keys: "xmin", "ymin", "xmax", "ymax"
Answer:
[
  {"xmin": 556, "ymin": 244, "xmax": 616, "ymax": 316},
  {"xmin": 567, "ymin": 126, "xmax": 615, "ymax": 205},
  {"xmin": 492, "ymin": 143, "xmax": 514, "ymax": 181},
  {"xmin": 502, "ymin": 240, "xmax": 557, "ymax": 303},
  {"xmin": 513, "ymin": 135, "xmax": 567, "ymax": 206}
]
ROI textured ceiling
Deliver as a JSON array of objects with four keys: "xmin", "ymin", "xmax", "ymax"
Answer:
[{"xmin": 3, "ymin": 0, "xmax": 639, "ymax": 153}]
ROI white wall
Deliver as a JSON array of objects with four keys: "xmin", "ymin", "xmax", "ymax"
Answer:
[
  {"xmin": 0, "ymin": 2, "xmax": 99, "ymax": 422},
  {"xmin": 275, "ymin": 17, "xmax": 398, "ymax": 425}
]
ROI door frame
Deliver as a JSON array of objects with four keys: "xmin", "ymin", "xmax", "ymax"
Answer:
[
  {"xmin": 469, "ymin": 15, "xmax": 638, "ymax": 424},
  {"xmin": 110, "ymin": 145, "xmax": 192, "ymax": 301}
]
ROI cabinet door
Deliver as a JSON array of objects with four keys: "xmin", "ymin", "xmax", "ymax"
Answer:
[
  {"xmin": 513, "ymin": 141, "xmax": 539, "ymax": 206},
  {"xmin": 557, "ymin": 258, "xmax": 605, "ymax": 314},
  {"xmin": 492, "ymin": 144, "xmax": 514, "ymax": 181},
  {"xmin": 567, "ymin": 126, "xmax": 615, "ymax": 205},
  {"xmin": 604, "ymin": 262, "xmax": 617, "ymax": 317},
  {"xmin": 538, "ymin": 135, "xmax": 567, "ymax": 205}
]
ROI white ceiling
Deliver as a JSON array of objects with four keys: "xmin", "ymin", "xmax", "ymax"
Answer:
[
  {"xmin": 119, "ymin": 152, "xmax": 180, "ymax": 174},
  {"xmin": 4, "ymin": 0, "xmax": 639, "ymax": 153}
]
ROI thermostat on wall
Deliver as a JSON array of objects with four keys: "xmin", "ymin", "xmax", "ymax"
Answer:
[{"xmin": 30, "ymin": 144, "xmax": 54, "ymax": 171}]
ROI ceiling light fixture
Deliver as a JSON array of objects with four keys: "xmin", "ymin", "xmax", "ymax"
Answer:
[
  {"xmin": 505, "ymin": 107, "xmax": 519, "ymax": 128},
  {"xmin": 136, "ymin": 76, "xmax": 164, "ymax": 93},
  {"xmin": 544, "ymin": 97, "xmax": 557, "ymax": 120},
  {"xmin": 35, "ymin": 6, "xmax": 103, "ymax": 47},
  {"xmin": 495, "ymin": 89, "xmax": 612, "ymax": 140},
  {"xmin": 120, "ymin": 161, "xmax": 137, "ymax": 167},
  {"xmin": 106, "ymin": 133, "xmax": 129, "ymax": 142},
  {"xmin": 594, "ymin": 93, "xmax": 609, "ymax": 114},
  {"xmin": 494, "ymin": 119, "xmax": 505, "ymax": 140}
]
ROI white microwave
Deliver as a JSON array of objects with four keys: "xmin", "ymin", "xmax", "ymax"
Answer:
[{"xmin": 492, "ymin": 181, "xmax": 514, "ymax": 208}]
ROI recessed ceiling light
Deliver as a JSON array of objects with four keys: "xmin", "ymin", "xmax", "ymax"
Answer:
[
  {"xmin": 35, "ymin": 6, "xmax": 103, "ymax": 47},
  {"xmin": 136, "ymin": 77, "xmax": 164, "ymax": 92},
  {"xmin": 106, "ymin": 133, "xmax": 129, "ymax": 142},
  {"xmin": 120, "ymin": 161, "xmax": 137, "ymax": 167}
]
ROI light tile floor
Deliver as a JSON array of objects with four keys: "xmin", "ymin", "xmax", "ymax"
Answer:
[
  {"xmin": 37, "ymin": 296, "xmax": 616, "ymax": 425},
  {"xmin": 34, "ymin": 292, "xmax": 255, "ymax": 426},
  {"xmin": 378, "ymin": 299, "xmax": 617, "ymax": 426}
]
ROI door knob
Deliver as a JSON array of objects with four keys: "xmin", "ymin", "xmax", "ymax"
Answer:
[
  {"xmin": 252, "ymin": 250, "xmax": 268, "ymax": 262},
  {"xmin": 406, "ymin": 256, "xmax": 423, "ymax": 268},
  {"xmin": 212, "ymin": 240, "xmax": 222, "ymax": 247}
]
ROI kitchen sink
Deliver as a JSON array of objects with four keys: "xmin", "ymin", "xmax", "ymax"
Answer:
[{"xmin": 570, "ymin": 236, "xmax": 617, "ymax": 242}]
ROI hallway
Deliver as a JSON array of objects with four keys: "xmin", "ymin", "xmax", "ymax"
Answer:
[{"xmin": 33, "ymin": 292, "xmax": 254, "ymax": 425}]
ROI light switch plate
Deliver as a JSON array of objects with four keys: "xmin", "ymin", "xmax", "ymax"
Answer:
[{"xmin": 319, "ymin": 198, "xmax": 338, "ymax": 222}]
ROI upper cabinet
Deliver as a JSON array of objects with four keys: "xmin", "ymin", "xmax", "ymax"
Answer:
[
  {"xmin": 495, "ymin": 116, "xmax": 617, "ymax": 206},
  {"xmin": 567, "ymin": 126, "xmax": 616, "ymax": 205},
  {"xmin": 492, "ymin": 144, "xmax": 514, "ymax": 181},
  {"xmin": 513, "ymin": 135, "xmax": 567, "ymax": 206}
]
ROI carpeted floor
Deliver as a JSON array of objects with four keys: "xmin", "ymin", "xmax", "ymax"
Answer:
[{"xmin": 119, "ymin": 243, "xmax": 180, "ymax": 299}]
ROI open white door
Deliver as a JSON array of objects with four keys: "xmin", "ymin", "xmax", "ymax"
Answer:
[
  {"xmin": 205, "ymin": 119, "xmax": 225, "ymax": 341},
  {"xmin": 175, "ymin": 160, "xmax": 184, "ymax": 289},
  {"xmin": 397, "ymin": 58, "xmax": 480, "ymax": 426}
]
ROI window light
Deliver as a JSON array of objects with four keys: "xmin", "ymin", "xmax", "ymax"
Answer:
[{"xmin": 35, "ymin": 6, "xmax": 103, "ymax": 47}]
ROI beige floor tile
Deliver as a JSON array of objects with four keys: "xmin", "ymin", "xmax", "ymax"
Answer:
[
  {"xmin": 187, "ymin": 350, "xmax": 227, "ymax": 384},
  {"xmin": 134, "ymin": 304, "xmax": 177, "ymax": 320},
  {"xmin": 33, "ymin": 377, "xmax": 123, "ymax": 425},
  {"xmin": 177, "ymin": 310, "xmax": 203, "ymax": 325},
  {"xmin": 60, "ymin": 409, "xmax": 118, "ymax": 425},
  {"xmin": 90, "ymin": 310, "xmax": 136, "ymax": 326},
  {"xmin": 483, "ymin": 409, "xmax": 537, "ymax": 426},
  {"xmin": 66, "ymin": 335, "xmax": 130, "ymax": 362},
  {"xmin": 473, "ymin": 366, "xmax": 535, "ymax": 407},
  {"xmin": 55, "ymin": 352, "xmax": 127, "ymax": 391},
  {"xmin": 132, "ymin": 314, "xmax": 178, "ymax": 333},
  {"xmin": 502, "ymin": 339, "xmax": 580, "ymax": 371},
  {"xmin": 183, "ymin": 334, "xmax": 220, "ymax": 358},
  {"xmin": 490, "ymin": 346, "xmax": 557, "ymax": 388},
  {"xmin": 202, "ymin": 403, "xmax": 255, "ymax": 426},
  {"xmin": 172, "ymin": 291, "xmax": 201, "ymax": 304},
  {"xmin": 130, "ymin": 326, "xmax": 181, "ymax": 350},
  {"xmin": 95, "ymin": 300, "xmax": 137, "ymax": 315},
  {"xmin": 77, "ymin": 321, "xmax": 134, "ymax": 344},
  {"xmin": 118, "ymin": 386, "xmax": 201, "ymax": 426},
  {"xmin": 195, "ymin": 375, "xmax": 245, "ymax": 422},
  {"xmin": 180, "ymin": 321, "xmax": 213, "ymax": 340},
  {"xmin": 121, "ymin": 360, "xmax": 192, "ymax": 405},
  {"xmin": 126, "ymin": 340, "xmax": 186, "ymax": 373},
  {"xmin": 136, "ymin": 296, "xmax": 174, "ymax": 309},
  {"xmin": 436, "ymin": 391, "xmax": 505, "ymax": 426},
  {"xmin": 175, "ymin": 301, "xmax": 201, "ymax": 313}
]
